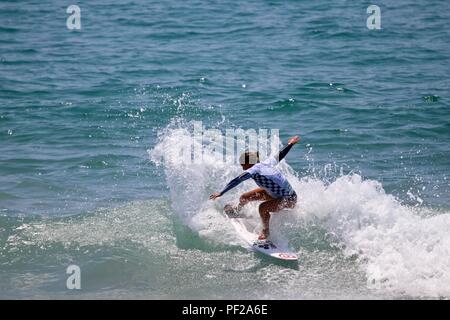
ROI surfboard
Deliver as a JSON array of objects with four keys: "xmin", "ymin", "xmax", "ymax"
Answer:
[{"xmin": 225, "ymin": 210, "xmax": 298, "ymax": 261}]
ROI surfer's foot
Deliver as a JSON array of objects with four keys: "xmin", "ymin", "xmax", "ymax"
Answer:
[{"xmin": 258, "ymin": 228, "xmax": 270, "ymax": 240}]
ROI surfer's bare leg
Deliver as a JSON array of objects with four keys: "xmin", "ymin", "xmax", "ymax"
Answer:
[
  {"xmin": 225, "ymin": 188, "xmax": 273, "ymax": 217},
  {"xmin": 258, "ymin": 197, "xmax": 297, "ymax": 240},
  {"xmin": 238, "ymin": 188, "xmax": 273, "ymax": 209},
  {"xmin": 230, "ymin": 188, "xmax": 273, "ymax": 212}
]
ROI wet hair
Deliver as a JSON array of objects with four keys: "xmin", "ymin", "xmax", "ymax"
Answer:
[{"xmin": 239, "ymin": 151, "xmax": 259, "ymax": 165}]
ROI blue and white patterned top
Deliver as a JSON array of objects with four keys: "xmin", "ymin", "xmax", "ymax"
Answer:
[
  {"xmin": 244, "ymin": 156, "xmax": 295, "ymax": 198},
  {"xmin": 218, "ymin": 154, "xmax": 296, "ymax": 199}
]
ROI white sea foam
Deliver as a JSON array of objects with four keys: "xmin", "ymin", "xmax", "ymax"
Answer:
[{"xmin": 150, "ymin": 122, "xmax": 450, "ymax": 298}]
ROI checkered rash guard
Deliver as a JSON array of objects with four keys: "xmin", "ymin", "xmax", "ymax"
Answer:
[
  {"xmin": 244, "ymin": 156, "xmax": 295, "ymax": 198},
  {"xmin": 218, "ymin": 143, "xmax": 296, "ymax": 199}
]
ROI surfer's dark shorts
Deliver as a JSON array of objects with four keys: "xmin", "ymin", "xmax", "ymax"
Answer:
[{"xmin": 281, "ymin": 192, "xmax": 297, "ymax": 204}]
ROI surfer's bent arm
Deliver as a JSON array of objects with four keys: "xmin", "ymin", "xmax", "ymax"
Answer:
[
  {"xmin": 218, "ymin": 172, "xmax": 252, "ymax": 197},
  {"xmin": 275, "ymin": 143, "xmax": 294, "ymax": 162},
  {"xmin": 276, "ymin": 143, "xmax": 294, "ymax": 162},
  {"xmin": 274, "ymin": 135, "xmax": 300, "ymax": 162}
]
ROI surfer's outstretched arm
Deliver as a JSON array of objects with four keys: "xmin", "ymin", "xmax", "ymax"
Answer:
[
  {"xmin": 275, "ymin": 135, "xmax": 300, "ymax": 162},
  {"xmin": 209, "ymin": 172, "xmax": 252, "ymax": 200}
]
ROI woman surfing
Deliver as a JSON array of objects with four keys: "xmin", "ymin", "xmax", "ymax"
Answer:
[{"xmin": 209, "ymin": 136, "xmax": 300, "ymax": 240}]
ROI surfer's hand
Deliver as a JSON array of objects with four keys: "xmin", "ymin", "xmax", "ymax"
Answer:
[
  {"xmin": 209, "ymin": 192, "xmax": 221, "ymax": 200},
  {"xmin": 288, "ymin": 135, "xmax": 300, "ymax": 145}
]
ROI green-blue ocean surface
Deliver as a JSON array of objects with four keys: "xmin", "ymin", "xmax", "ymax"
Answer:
[{"xmin": 1, "ymin": 0, "xmax": 449, "ymax": 299}]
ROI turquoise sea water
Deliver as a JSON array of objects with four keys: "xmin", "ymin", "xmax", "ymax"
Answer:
[{"xmin": 1, "ymin": 0, "xmax": 450, "ymax": 299}]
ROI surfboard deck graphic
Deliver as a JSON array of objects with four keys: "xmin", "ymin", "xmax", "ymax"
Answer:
[
  {"xmin": 252, "ymin": 239, "xmax": 298, "ymax": 260},
  {"xmin": 227, "ymin": 215, "xmax": 298, "ymax": 261}
]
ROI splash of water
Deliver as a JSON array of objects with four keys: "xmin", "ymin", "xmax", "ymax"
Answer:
[{"xmin": 150, "ymin": 120, "xmax": 450, "ymax": 298}]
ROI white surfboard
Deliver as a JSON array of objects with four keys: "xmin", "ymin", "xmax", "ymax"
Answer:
[{"xmin": 227, "ymin": 216, "xmax": 298, "ymax": 261}]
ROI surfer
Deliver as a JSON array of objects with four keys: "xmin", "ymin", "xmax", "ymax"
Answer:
[{"xmin": 209, "ymin": 136, "xmax": 300, "ymax": 240}]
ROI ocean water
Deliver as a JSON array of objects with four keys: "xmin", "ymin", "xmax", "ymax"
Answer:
[{"xmin": 1, "ymin": 0, "xmax": 450, "ymax": 299}]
